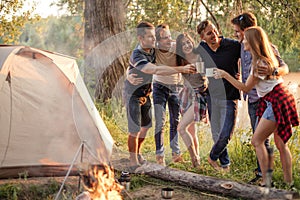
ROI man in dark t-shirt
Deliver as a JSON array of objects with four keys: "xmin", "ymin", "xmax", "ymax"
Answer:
[{"xmin": 196, "ymin": 20, "xmax": 241, "ymax": 172}]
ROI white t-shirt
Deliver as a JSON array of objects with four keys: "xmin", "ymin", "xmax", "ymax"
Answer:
[{"xmin": 250, "ymin": 67, "xmax": 283, "ymax": 97}]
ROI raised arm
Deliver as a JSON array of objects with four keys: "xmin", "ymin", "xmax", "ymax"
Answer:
[
  {"xmin": 214, "ymin": 68, "xmax": 257, "ymax": 93},
  {"xmin": 141, "ymin": 62, "xmax": 196, "ymax": 75}
]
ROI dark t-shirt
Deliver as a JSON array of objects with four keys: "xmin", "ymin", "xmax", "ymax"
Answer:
[
  {"xmin": 196, "ymin": 36, "xmax": 241, "ymax": 100},
  {"xmin": 124, "ymin": 45, "xmax": 155, "ymax": 97}
]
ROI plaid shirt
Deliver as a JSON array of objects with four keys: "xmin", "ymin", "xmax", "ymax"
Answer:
[
  {"xmin": 256, "ymin": 83, "xmax": 299, "ymax": 143},
  {"xmin": 179, "ymin": 86, "xmax": 207, "ymax": 122}
]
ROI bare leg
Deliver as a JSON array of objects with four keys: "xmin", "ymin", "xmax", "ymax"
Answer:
[
  {"xmin": 274, "ymin": 132, "xmax": 293, "ymax": 184},
  {"xmin": 178, "ymin": 105, "xmax": 199, "ymax": 166},
  {"xmin": 128, "ymin": 133, "xmax": 139, "ymax": 166},
  {"xmin": 251, "ymin": 118, "xmax": 276, "ymax": 185},
  {"xmin": 189, "ymin": 122, "xmax": 199, "ymax": 156},
  {"xmin": 137, "ymin": 127, "xmax": 148, "ymax": 154}
]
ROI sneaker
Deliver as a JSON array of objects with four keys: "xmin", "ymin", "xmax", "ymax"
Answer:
[
  {"xmin": 156, "ymin": 155, "xmax": 165, "ymax": 166},
  {"xmin": 172, "ymin": 153, "xmax": 184, "ymax": 163},
  {"xmin": 137, "ymin": 154, "xmax": 147, "ymax": 165}
]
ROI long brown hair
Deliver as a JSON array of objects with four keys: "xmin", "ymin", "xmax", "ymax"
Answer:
[
  {"xmin": 244, "ymin": 26, "xmax": 278, "ymax": 79},
  {"xmin": 175, "ymin": 33, "xmax": 195, "ymax": 66}
]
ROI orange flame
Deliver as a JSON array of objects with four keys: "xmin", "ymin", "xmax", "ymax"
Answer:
[{"xmin": 81, "ymin": 164, "xmax": 124, "ymax": 200}]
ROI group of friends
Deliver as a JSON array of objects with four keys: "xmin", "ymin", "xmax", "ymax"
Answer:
[{"xmin": 123, "ymin": 12, "xmax": 299, "ymax": 187}]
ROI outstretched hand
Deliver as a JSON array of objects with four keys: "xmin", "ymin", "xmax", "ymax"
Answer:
[
  {"xmin": 128, "ymin": 73, "xmax": 143, "ymax": 85},
  {"xmin": 183, "ymin": 64, "xmax": 196, "ymax": 74},
  {"xmin": 214, "ymin": 68, "xmax": 226, "ymax": 79}
]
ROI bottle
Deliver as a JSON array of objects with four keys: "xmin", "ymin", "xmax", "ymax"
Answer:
[{"xmin": 119, "ymin": 171, "xmax": 131, "ymax": 190}]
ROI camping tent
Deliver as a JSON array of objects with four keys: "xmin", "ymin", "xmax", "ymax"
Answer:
[{"xmin": 0, "ymin": 45, "xmax": 114, "ymax": 178}]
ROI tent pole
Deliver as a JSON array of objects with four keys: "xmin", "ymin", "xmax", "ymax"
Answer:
[
  {"xmin": 77, "ymin": 141, "xmax": 85, "ymax": 193},
  {"xmin": 55, "ymin": 142, "xmax": 84, "ymax": 200}
]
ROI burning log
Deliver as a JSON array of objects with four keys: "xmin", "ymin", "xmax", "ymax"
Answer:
[
  {"xmin": 78, "ymin": 164, "xmax": 124, "ymax": 200},
  {"xmin": 134, "ymin": 162, "xmax": 299, "ymax": 200}
]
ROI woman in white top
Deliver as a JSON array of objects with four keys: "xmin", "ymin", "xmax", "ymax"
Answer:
[{"xmin": 214, "ymin": 26, "xmax": 299, "ymax": 187}]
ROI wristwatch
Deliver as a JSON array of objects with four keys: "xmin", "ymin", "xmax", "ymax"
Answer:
[{"xmin": 272, "ymin": 67, "xmax": 279, "ymax": 76}]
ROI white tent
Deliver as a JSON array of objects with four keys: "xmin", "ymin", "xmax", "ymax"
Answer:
[{"xmin": 0, "ymin": 45, "xmax": 114, "ymax": 178}]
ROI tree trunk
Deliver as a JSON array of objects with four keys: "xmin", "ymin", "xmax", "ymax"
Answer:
[
  {"xmin": 83, "ymin": 0, "xmax": 129, "ymax": 102},
  {"xmin": 135, "ymin": 162, "xmax": 298, "ymax": 200}
]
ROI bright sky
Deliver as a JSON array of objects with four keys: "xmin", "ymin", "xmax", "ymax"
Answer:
[{"xmin": 24, "ymin": 0, "xmax": 68, "ymax": 18}]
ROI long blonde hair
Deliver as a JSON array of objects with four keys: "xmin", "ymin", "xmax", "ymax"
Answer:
[{"xmin": 244, "ymin": 26, "xmax": 278, "ymax": 79}]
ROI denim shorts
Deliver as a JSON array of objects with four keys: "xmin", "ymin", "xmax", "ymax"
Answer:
[{"xmin": 261, "ymin": 101, "xmax": 276, "ymax": 122}]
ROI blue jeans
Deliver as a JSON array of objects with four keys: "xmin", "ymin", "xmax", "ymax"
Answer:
[
  {"xmin": 153, "ymin": 82, "xmax": 181, "ymax": 156},
  {"xmin": 248, "ymin": 100, "xmax": 270, "ymax": 175},
  {"xmin": 248, "ymin": 101, "xmax": 258, "ymax": 131},
  {"xmin": 207, "ymin": 96, "xmax": 237, "ymax": 167}
]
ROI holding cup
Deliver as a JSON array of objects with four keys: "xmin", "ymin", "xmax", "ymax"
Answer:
[
  {"xmin": 206, "ymin": 68, "xmax": 216, "ymax": 77},
  {"xmin": 195, "ymin": 62, "xmax": 205, "ymax": 74}
]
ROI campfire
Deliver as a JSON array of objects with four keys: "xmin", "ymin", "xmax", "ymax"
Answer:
[{"xmin": 78, "ymin": 164, "xmax": 124, "ymax": 200}]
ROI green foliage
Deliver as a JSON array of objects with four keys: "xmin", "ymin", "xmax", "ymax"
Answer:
[
  {"xmin": 124, "ymin": 0, "xmax": 300, "ymax": 71},
  {"xmin": 199, "ymin": 0, "xmax": 300, "ymax": 51},
  {"xmin": 0, "ymin": 179, "xmax": 78, "ymax": 200},
  {"xmin": 4, "ymin": 0, "xmax": 297, "ymax": 72},
  {"xmin": 0, "ymin": 0, "xmax": 39, "ymax": 44},
  {"xmin": 30, "ymin": 180, "xmax": 60, "ymax": 199},
  {"xmin": 0, "ymin": 183, "xmax": 20, "ymax": 200},
  {"xmin": 126, "ymin": 0, "xmax": 194, "ymax": 31},
  {"xmin": 19, "ymin": 15, "xmax": 84, "ymax": 58},
  {"xmin": 56, "ymin": 0, "xmax": 84, "ymax": 15},
  {"xmin": 282, "ymin": 48, "xmax": 300, "ymax": 72}
]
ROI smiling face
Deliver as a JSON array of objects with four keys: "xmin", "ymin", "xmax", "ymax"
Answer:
[
  {"xmin": 233, "ymin": 24, "xmax": 244, "ymax": 43},
  {"xmin": 157, "ymin": 29, "xmax": 172, "ymax": 51},
  {"xmin": 181, "ymin": 36, "xmax": 194, "ymax": 55},
  {"xmin": 201, "ymin": 23, "xmax": 220, "ymax": 45}
]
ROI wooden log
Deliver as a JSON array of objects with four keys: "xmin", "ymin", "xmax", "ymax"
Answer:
[{"xmin": 134, "ymin": 162, "xmax": 299, "ymax": 200}]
